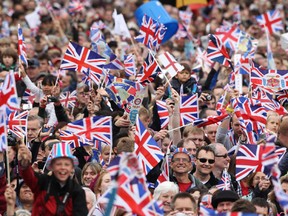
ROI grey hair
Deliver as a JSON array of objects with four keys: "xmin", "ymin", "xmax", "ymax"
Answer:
[
  {"xmin": 82, "ymin": 187, "xmax": 97, "ymax": 206},
  {"xmin": 27, "ymin": 115, "xmax": 44, "ymax": 127},
  {"xmin": 208, "ymin": 143, "xmax": 223, "ymax": 155},
  {"xmin": 153, "ymin": 181, "xmax": 179, "ymax": 200}
]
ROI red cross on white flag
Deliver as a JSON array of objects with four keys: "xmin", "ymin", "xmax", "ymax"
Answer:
[{"xmin": 158, "ymin": 51, "xmax": 184, "ymax": 78}]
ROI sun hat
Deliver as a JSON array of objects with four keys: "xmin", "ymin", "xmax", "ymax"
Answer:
[{"xmin": 46, "ymin": 143, "xmax": 78, "ymax": 170}]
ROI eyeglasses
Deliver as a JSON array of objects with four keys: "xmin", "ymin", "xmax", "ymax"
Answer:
[
  {"xmin": 172, "ymin": 158, "xmax": 190, "ymax": 163},
  {"xmin": 215, "ymin": 154, "xmax": 228, "ymax": 158},
  {"xmin": 197, "ymin": 158, "xmax": 215, "ymax": 164}
]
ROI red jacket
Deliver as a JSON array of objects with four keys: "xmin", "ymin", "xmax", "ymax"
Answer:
[{"xmin": 20, "ymin": 166, "xmax": 88, "ymax": 216}]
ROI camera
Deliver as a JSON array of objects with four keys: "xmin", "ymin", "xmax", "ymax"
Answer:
[
  {"xmin": 7, "ymin": 131, "xmax": 18, "ymax": 146},
  {"xmin": 205, "ymin": 94, "xmax": 212, "ymax": 101},
  {"xmin": 47, "ymin": 96, "xmax": 58, "ymax": 103}
]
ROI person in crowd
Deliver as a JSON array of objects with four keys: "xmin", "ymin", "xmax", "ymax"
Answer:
[
  {"xmin": 230, "ymin": 199, "xmax": 256, "ymax": 213},
  {"xmin": 193, "ymin": 146, "xmax": 218, "ymax": 189},
  {"xmin": 82, "ymin": 187, "xmax": 97, "ymax": 213},
  {"xmin": 81, "ymin": 162, "xmax": 102, "ymax": 187},
  {"xmin": 211, "ymin": 190, "xmax": 239, "ymax": 213},
  {"xmin": 183, "ymin": 126, "xmax": 206, "ymax": 149},
  {"xmin": 153, "ymin": 181, "xmax": 179, "ymax": 215},
  {"xmin": 0, "ymin": 47, "xmax": 17, "ymax": 73},
  {"xmin": 17, "ymin": 142, "xmax": 88, "ymax": 215},
  {"xmin": 169, "ymin": 148, "xmax": 206, "ymax": 192},
  {"xmin": 169, "ymin": 192, "xmax": 198, "ymax": 216},
  {"xmin": 251, "ymin": 197, "xmax": 270, "ymax": 215}
]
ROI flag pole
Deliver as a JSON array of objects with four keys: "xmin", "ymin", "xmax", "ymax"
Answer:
[
  {"xmin": 167, "ymin": 121, "xmax": 195, "ymax": 133},
  {"xmin": 3, "ymin": 112, "xmax": 11, "ymax": 184}
]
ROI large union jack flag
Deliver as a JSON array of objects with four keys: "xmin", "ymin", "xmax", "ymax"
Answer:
[
  {"xmin": 18, "ymin": 24, "xmax": 28, "ymax": 65},
  {"xmin": 60, "ymin": 130, "xmax": 92, "ymax": 148},
  {"xmin": 256, "ymin": 10, "xmax": 283, "ymax": 35},
  {"xmin": 124, "ymin": 54, "xmax": 136, "ymax": 77},
  {"xmin": 0, "ymin": 111, "xmax": 7, "ymax": 151},
  {"xmin": 207, "ymin": 34, "xmax": 232, "ymax": 68},
  {"xmin": 66, "ymin": 116, "xmax": 112, "ymax": 145},
  {"xmin": 215, "ymin": 24, "xmax": 240, "ymax": 51},
  {"xmin": 7, "ymin": 111, "xmax": 28, "ymax": 139},
  {"xmin": 156, "ymin": 100, "xmax": 169, "ymax": 129},
  {"xmin": 193, "ymin": 112, "xmax": 228, "ymax": 128},
  {"xmin": 60, "ymin": 41, "xmax": 106, "ymax": 75},
  {"xmin": 59, "ymin": 90, "xmax": 77, "ymax": 108},
  {"xmin": 180, "ymin": 94, "xmax": 198, "ymax": 126},
  {"xmin": 135, "ymin": 15, "xmax": 158, "ymax": 49},
  {"xmin": 236, "ymin": 144, "xmax": 278, "ymax": 181},
  {"xmin": 251, "ymin": 63, "xmax": 288, "ymax": 93},
  {"xmin": 0, "ymin": 71, "xmax": 19, "ymax": 115},
  {"xmin": 135, "ymin": 117, "xmax": 164, "ymax": 175},
  {"xmin": 153, "ymin": 23, "xmax": 166, "ymax": 52}
]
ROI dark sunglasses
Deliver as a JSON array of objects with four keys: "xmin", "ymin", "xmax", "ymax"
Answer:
[
  {"xmin": 215, "ymin": 154, "xmax": 228, "ymax": 158},
  {"xmin": 198, "ymin": 158, "xmax": 215, "ymax": 164}
]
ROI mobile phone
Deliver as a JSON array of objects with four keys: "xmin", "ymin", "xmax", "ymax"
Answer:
[{"xmin": 37, "ymin": 161, "xmax": 45, "ymax": 170}]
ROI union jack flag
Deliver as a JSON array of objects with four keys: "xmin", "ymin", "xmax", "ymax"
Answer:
[
  {"xmin": 179, "ymin": 10, "xmax": 193, "ymax": 26},
  {"xmin": 124, "ymin": 54, "xmax": 136, "ymax": 77},
  {"xmin": 103, "ymin": 58, "xmax": 124, "ymax": 70},
  {"xmin": 82, "ymin": 68, "xmax": 101, "ymax": 86},
  {"xmin": 216, "ymin": 168, "xmax": 231, "ymax": 190},
  {"xmin": 157, "ymin": 154, "xmax": 170, "ymax": 184},
  {"xmin": 59, "ymin": 90, "xmax": 77, "ymax": 108},
  {"xmin": 90, "ymin": 20, "xmax": 106, "ymax": 30},
  {"xmin": 215, "ymin": 24, "xmax": 241, "ymax": 51},
  {"xmin": 156, "ymin": 100, "xmax": 169, "ymax": 129},
  {"xmin": 231, "ymin": 97, "xmax": 267, "ymax": 144},
  {"xmin": 135, "ymin": 15, "xmax": 158, "ymax": 49},
  {"xmin": 17, "ymin": 24, "xmax": 28, "ymax": 65},
  {"xmin": 68, "ymin": 0, "xmax": 84, "ymax": 15},
  {"xmin": 90, "ymin": 28, "xmax": 104, "ymax": 44},
  {"xmin": 251, "ymin": 63, "xmax": 288, "ymax": 93},
  {"xmin": 107, "ymin": 155, "xmax": 121, "ymax": 181},
  {"xmin": 22, "ymin": 89, "xmax": 35, "ymax": 104},
  {"xmin": 235, "ymin": 144, "xmax": 277, "ymax": 181},
  {"xmin": 60, "ymin": 41, "xmax": 106, "ymax": 75},
  {"xmin": 193, "ymin": 112, "xmax": 228, "ymax": 128},
  {"xmin": 66, "ymin": 116, "xmax": 112, "ymax": 145},
  {"xmin": 180, "ymin": 94, "xmax": 198, "ymax": 126},
  {"xmin": 0, "ymin": 71, "xmax": 19, "ymax": 114},
  {"xmin": 207, "ymin": 34, "xmax": 232, "ymax": 68},
  {"xmin": 193, "ymin": 47, "xmax": 213, "ymax": 71},
  {"xmin": 60, "ymin": 130, "xmax": 93, "ymax": 148},
  {"xmin": 153, "ymin": 23, "xmax": 166, "ymax": 52},
  {"xmin": 0, "ymin": 111, "xmax": 7, "ymax": 151},
  {"xmin": 276, "ymin": 89, "xmax": 288, "ymax": 105},
  {"xmin": 137, "ymin": 52, "xmax": 161, "ymax": 85},
  {"xmin": 7, "ymin": 111, "xmax": 28, "ymax": 139},
  {"xmin": 256, "ymin": 10, "xmax": 283, "ymax": 35},
  {"xmin": 271, "ymin": 165, "xmax": 288, "ymax": 212},
  {"xmin": 135, "ymin": 117, "xmax": 164, "ymax": 175}
]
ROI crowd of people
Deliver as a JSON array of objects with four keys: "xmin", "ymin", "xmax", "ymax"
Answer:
[{"xmin": 0, "ymin": 0, "xmax": 288, "ymax": 215}]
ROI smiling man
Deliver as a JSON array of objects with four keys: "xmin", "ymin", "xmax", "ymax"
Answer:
[
  {"xmin": 193, "ymin": 146, "xmax": 218, "ymax": 189},
  {"xmin": 169, "ymin": 148, "xmax": 206, "ymax": 192}
]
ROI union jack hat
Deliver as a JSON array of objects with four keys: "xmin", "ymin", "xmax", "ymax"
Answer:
[
  {"xmin": 46, "ymin": 143, "xmax": 79, "ymax": 170},
  {"xmin": 170, "ymin": 147, "xmax": 192, "ymax": 161}
]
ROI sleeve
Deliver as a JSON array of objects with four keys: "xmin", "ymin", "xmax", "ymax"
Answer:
[
  {"xmin": 19, "ymin": 165, "xmax": 40, "ymax": 194},
  {"xmin": 216, "ymin": 127, "xmax": 232, "ymax": 150},
  {"xmin": 72, "ymin": 187, "xmax": 88, "ymax": 216},
  {"xmin": 150, "ymin": 102, "xmax": 161, "ymax": 132},
  {"xmin": 22, "ymin": 76, "xmax": 43, "ymax": 102},
  {"xmin": 279, "ymin": 151, "xmax": 288, "ymax": 176},
  {"xmin": 202, "ymin": 68, "xmax": 218, "ymax": 91},
  {"xmin": 46, "ymin": 104, "xmax": 57, "ymax": 126},
  {"xmin": 0, "ymin": 162, "xmax": 7, "ymax": 215},
  {"xmin": 54, "ymin": 103, "xmax": 70, "ymax": 123}
]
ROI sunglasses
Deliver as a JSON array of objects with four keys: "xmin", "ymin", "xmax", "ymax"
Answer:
[
  {"xmin": 215, "ymin": 154, "xmax": 228, "ymax": 158},
  {"xmin": 198, "ymin": 158, "xmax": 215, "ymax": 164}
]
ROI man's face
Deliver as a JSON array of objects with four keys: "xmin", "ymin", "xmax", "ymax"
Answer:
[
  {"xmin": 77, "ymin": 87, "xmax": 89, "ymax": 105},
  {"xmin": 187, "ymin": 133, "xmax": 205, "ymax": 149},
  {"xmin": 216, "ymin": 201, "xmax": 233, "ymax": 213},
  {"xmin": 39, "ymin": 59, "xmax": 49, "ymax": 72},
  {"xmin": 170, "ymin": 152, "xmax": 192, "ymax": 174},
  {"xmin": 27, "ymin": 119, "xmax": 40, "ymax": 142},
  {"xmin": 173, "ymin": 197, "xmax": 196, "ymax": 214},
  {"xmin": 206, "ymin": 98, "xmax": 216, "ymax": 109},
  {"xmin": 183, "ymin": 140, "xmax": 197, "ymax": 157},
  {"xmin": 26, "ymin": 67, "xmax": 40, "ymax": 82},
  {"xmin": 61, "ymin": 75, "xmax": 71, "ymax": 89},
  {"xmin": 232, "ymin": 115, "xmax": 242, "ymax": 136},
  {"xmin": 204, "ymin": 124, "xmax": 218, "ymax": 143},
  {"xmin": 19, "ymin": 183, "xmax": 34, "ymax": 203},
  {"xmin": 195, "ymin": 150, "xmax": 215, "ymax": 175},
  {"xmin": 214, "ymin": 145, "xmax": 230, "ymax": 170}
]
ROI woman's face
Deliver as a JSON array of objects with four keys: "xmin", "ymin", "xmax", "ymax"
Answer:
[
  {"xmin": 82, "ymin": 166, "xmax": 98, "ymax": 187},
  {"xmin": 42, "ymin": 84, "xmax": 54, "ymax": 96},
  {"xmin": 99, "ymin": 173, "xmax": 111, "ymax": 195},
  {"xmin": 101, "ymin": 146, "xmax": 115, "ymax": 164},
  {"xmin": 158, "ymin": 191, "xmax": 177, "ymax": 213},
  {"xmin": 161, "ymin": 137, "xmax": 170, "ymax": 154},
  {"xmin": 252, "ymin": 172, "xmax": 267, "ymax": 188}
]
